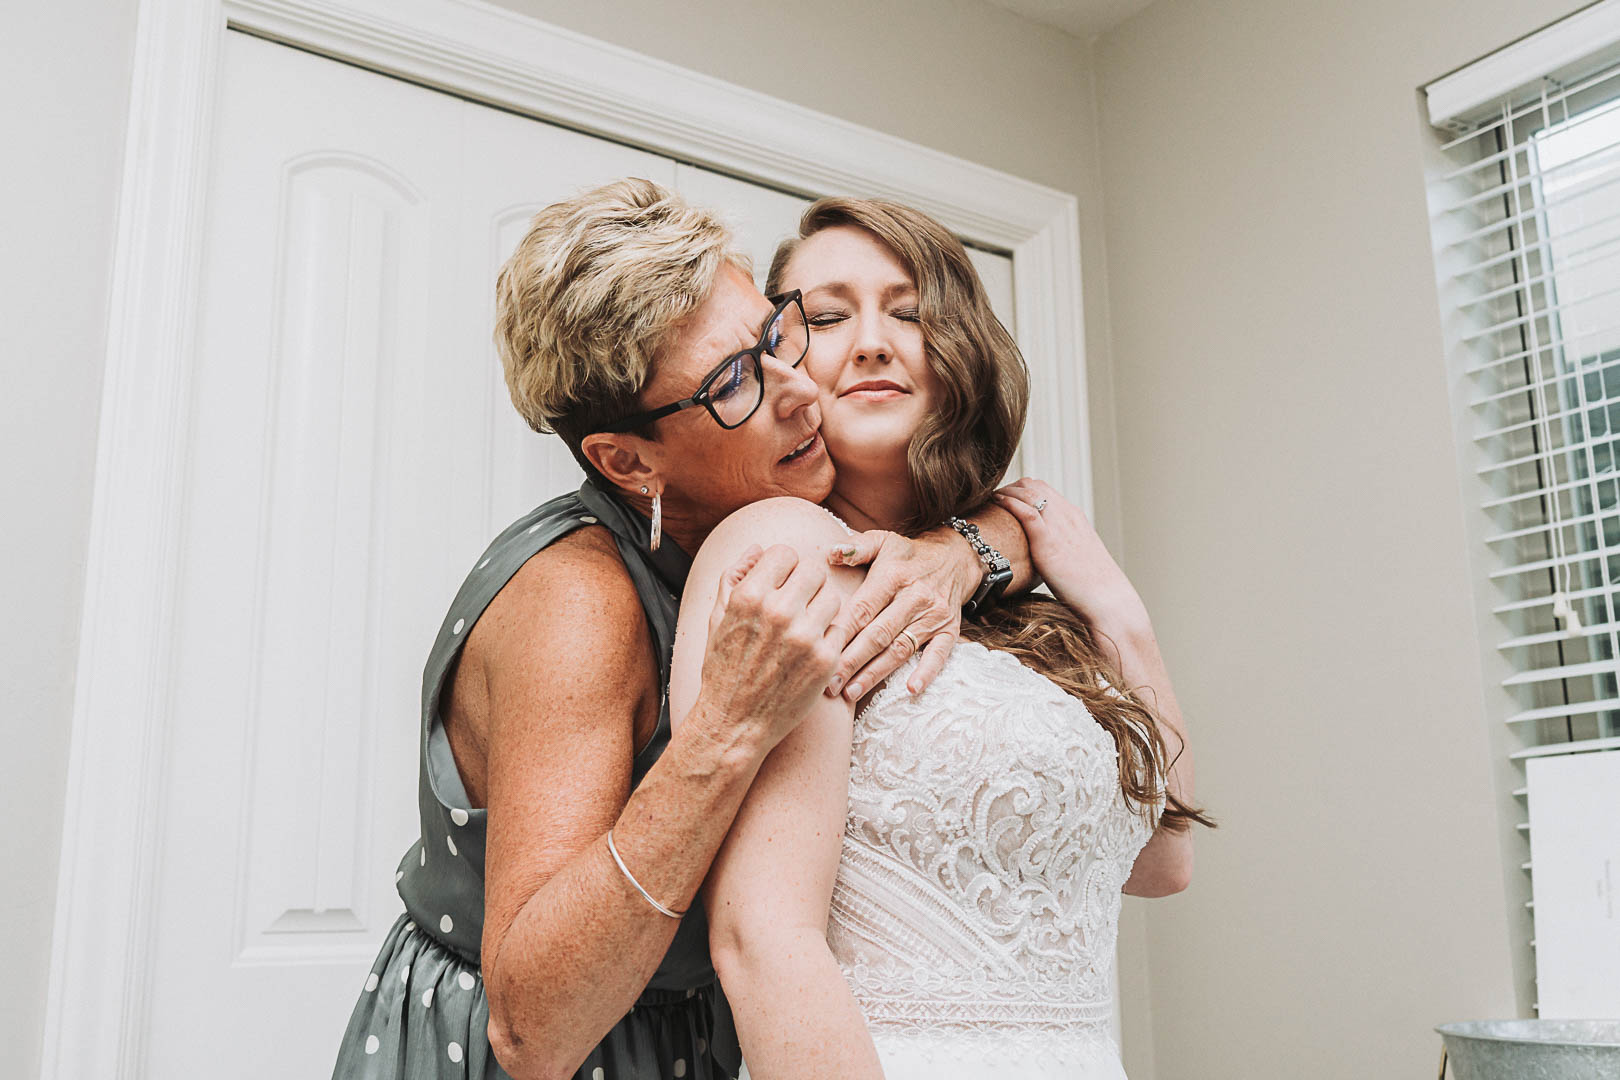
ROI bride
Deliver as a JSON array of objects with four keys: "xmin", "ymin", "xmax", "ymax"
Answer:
[{"xmin": 670, "ymin": 197, "xmax": 1211, "ymax": 1079}]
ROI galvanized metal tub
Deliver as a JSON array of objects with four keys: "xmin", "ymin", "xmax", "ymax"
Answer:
[{"xmin": 1436, "ymin": 1020, "xmax": 1620, "ymax": 1080}]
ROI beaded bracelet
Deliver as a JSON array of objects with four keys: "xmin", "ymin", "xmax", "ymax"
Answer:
[{"xmin": 948, "ymin": 516, "xmax": 1013, "ymax": 616}]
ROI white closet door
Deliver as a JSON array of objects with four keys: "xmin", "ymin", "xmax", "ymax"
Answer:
[
  {"xmin": 137, "ymin": 28, "xmax": 1039, "ymax": 1078},
  {"xmin": 966, "ymin": 247, "xmax": 1016, "ymax": 334},
  {"xmin": 964, "ymin": 247, "xmax": 1022, "ymax": 480},
  {"xmin": 145, "ymin": 32, "xmax": 675, "ymax": 1078},
  {"xmin": 461, "ymin": 103, "xmax": 667, "ymax": 540},
  {"xmin": 674, "ymin": 163, "xmax": 811, "ymax": 290}
]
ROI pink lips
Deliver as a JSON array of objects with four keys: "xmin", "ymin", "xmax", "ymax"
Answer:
[
  {"xmin": 839, "ymin": 380, "xmax": 909, "ymax": 400},
  {"xmin": 780, "ymin": 431, "xmax": 822, "ymax": 464}
]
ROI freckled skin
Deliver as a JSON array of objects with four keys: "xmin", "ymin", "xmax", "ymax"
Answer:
[{"xmin": 621, "ymin": 265, "xmax": 837, "ymax": 550}]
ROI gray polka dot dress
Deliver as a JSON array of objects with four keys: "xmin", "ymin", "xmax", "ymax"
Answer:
[{"xmin": 331, "ymin": 479, "xmax": 741, "ymax": 1080}]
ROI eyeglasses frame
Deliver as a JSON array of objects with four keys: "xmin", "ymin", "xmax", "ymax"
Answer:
[{"xmin": 593, "ymin": 290, "xmax": 808, "ymax": 434}]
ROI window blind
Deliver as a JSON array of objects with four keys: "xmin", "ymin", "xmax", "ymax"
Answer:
[{"xmin": 1425, "ymin": 13, "xmax": 1620, "ymax": 1013}]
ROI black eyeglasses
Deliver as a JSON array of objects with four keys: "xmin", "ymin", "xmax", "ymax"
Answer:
[{"xmin": 595, "ymin": 291, "xmax": 809, "ymax": 433}]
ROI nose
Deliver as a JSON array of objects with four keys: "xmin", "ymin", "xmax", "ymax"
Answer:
[
  {"xmin": 852, "ymin": 310, "xmax": 894, "ymax": 366},
  {"xmin": 763, "ymin": 353, "xmax": 820, "ymax": 419}
]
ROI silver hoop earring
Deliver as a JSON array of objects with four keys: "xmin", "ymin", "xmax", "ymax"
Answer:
[{"xmin": 650, "ymin": 491, "xmax": 663, "ymax": 551}]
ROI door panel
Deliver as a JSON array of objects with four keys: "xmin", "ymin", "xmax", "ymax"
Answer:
[
  {"xmin": 965, "ymin": 247, "xmax": 1022, "ymax": 480},
  {"xmin": 674, "ymin": 163, "xmax": 812, "ymax": 290},
  {"xmin": 148, "ymin": 31, "xmax": 675, "ymax": 1076},
  {"xmin": 461, "ymin": 101, "xmax": 690, "ymax": 538}
]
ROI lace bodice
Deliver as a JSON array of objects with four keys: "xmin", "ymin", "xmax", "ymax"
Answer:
[{"xmin": 827, "ymin": 641, "xmax": 1158, "ymax": 1056}]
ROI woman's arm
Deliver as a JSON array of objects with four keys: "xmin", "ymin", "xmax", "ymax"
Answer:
[
  {"xmin": 1105, "ymin": 615, "xmax": 1195, "ymax": 897},
  {"xmin": 992, "ymin": 479, "xmax": 1195, "ymax": 897},
  {"xmin": 822, "ymin": 503, "xmax": 1035, "ymax": 700},
  {"xmin": 671, "ymin": 498, "xmax": 884, "ymax": 1080},
  {"xmin": 475, "ymin": 530, "xmax": 841, "ymax": 1080}
]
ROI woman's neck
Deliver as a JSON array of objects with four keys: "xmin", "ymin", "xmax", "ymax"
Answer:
[
  {"xmin": 825, "ymin": 464, "xmax": 916, "ymax": 535},
  {"xmin": 612, "ymin": 485, "xmax": 715, "ymax": 558}
]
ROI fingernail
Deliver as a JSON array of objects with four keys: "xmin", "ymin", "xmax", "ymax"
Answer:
[
  {"xmin": 827, "ymin": 676, "xmax": 843, "ymax": 695},
  {"xmin": 845, "ymin": 682, "xmax": 862, "ymax": 700}
]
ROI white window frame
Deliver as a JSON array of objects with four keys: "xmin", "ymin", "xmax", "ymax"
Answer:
[{"xmin": 1423, "ymin": 0, "xmax": 1620, "ymax": 1016}]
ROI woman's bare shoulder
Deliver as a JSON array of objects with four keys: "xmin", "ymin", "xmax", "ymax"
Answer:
[
  {"xmin": 694, "ymin": 497, "xmax": 852, "ymax": 572},
  {"xmin": 476, "ymin": 525, "xmax": 649, "ymax": 670}
]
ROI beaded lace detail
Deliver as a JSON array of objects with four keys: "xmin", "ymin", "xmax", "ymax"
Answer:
[{"xmin": 828, "ymin": 642, "xmax": 1156, "ymax": 1054}]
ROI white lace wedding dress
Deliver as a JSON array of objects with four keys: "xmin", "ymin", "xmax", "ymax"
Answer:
[{"xmin": 826, "ymin": 640, "xmax": 1157, "ymax": 1079}]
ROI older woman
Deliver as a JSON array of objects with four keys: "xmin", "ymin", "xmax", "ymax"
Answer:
[{"xmin": 329, "ymin": 179, "xmax": 1034, "ymax": 1080}]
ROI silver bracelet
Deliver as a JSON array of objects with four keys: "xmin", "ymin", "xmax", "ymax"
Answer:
[
  {"xmin": 606, "ymin": 828, "xmax": 686, "ymax": 919},
  {"xmin": 948, "ymin": 516, "xmax": 1013, "ymax": 616}
]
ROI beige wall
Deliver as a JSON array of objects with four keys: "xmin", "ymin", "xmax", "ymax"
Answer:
[
  {"xmin": 1093, "ymin": 0, "xmax": 1589, "ymax": 1076},
  {"xmin": 1, "ymin": 4, "xmax": 138, "ymax": 1080},
  {"xmin": 2, "ymin": 2, "xmax": 1128, "ymax": 1077}
]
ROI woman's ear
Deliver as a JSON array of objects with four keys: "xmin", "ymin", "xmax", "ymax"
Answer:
[{"xmin": 580, "ymin": 432, "xmax": 658, "ymax": 493}]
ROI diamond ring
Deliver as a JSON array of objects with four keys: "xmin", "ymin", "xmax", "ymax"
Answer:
[{"xmin": 1033, "ymin": 498, "xmax": 1048, "ymax": 513}]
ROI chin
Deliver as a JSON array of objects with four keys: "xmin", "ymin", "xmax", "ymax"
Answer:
[{"xmin": 823, "ymin": 424, "xmax": 911, "ymax": 475}]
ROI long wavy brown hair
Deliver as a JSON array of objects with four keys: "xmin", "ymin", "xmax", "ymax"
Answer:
[{"xmin": 769, "ymin": 197, "xmax": 1212, "ymax": 833}]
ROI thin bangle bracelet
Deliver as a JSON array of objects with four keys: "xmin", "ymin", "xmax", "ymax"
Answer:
[{"xmin": 606, "ymin": 828, "xmax": 686, "ymax": 919}]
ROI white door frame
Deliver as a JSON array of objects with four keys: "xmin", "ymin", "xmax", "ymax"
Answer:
[{"xmin": 43, "ymin": 1, "xmax": 1092, "ymax": 1076}]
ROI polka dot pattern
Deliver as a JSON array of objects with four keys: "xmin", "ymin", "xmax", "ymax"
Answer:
[{"xmin": 334, "ymin": 492, "xmax": 738, "ymax": 1078}]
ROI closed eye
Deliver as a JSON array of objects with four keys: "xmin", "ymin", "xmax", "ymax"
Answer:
[{"xmin": 708, "ymin": 357, "xmax": 749, "ymax": 401}]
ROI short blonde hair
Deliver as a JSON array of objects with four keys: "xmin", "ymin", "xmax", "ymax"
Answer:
[{"xmin": 494, "ymin": 178, "xmax": 749, "ymax": 459}]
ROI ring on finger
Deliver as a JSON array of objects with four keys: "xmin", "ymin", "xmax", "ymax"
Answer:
[
  {"xmin": 896, "ymin": 629, "xmax": 920, "ymax": 655},
  {"xmin": 1033, "ymin": 498, "xmax": 1048, "ymax": 513}
]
